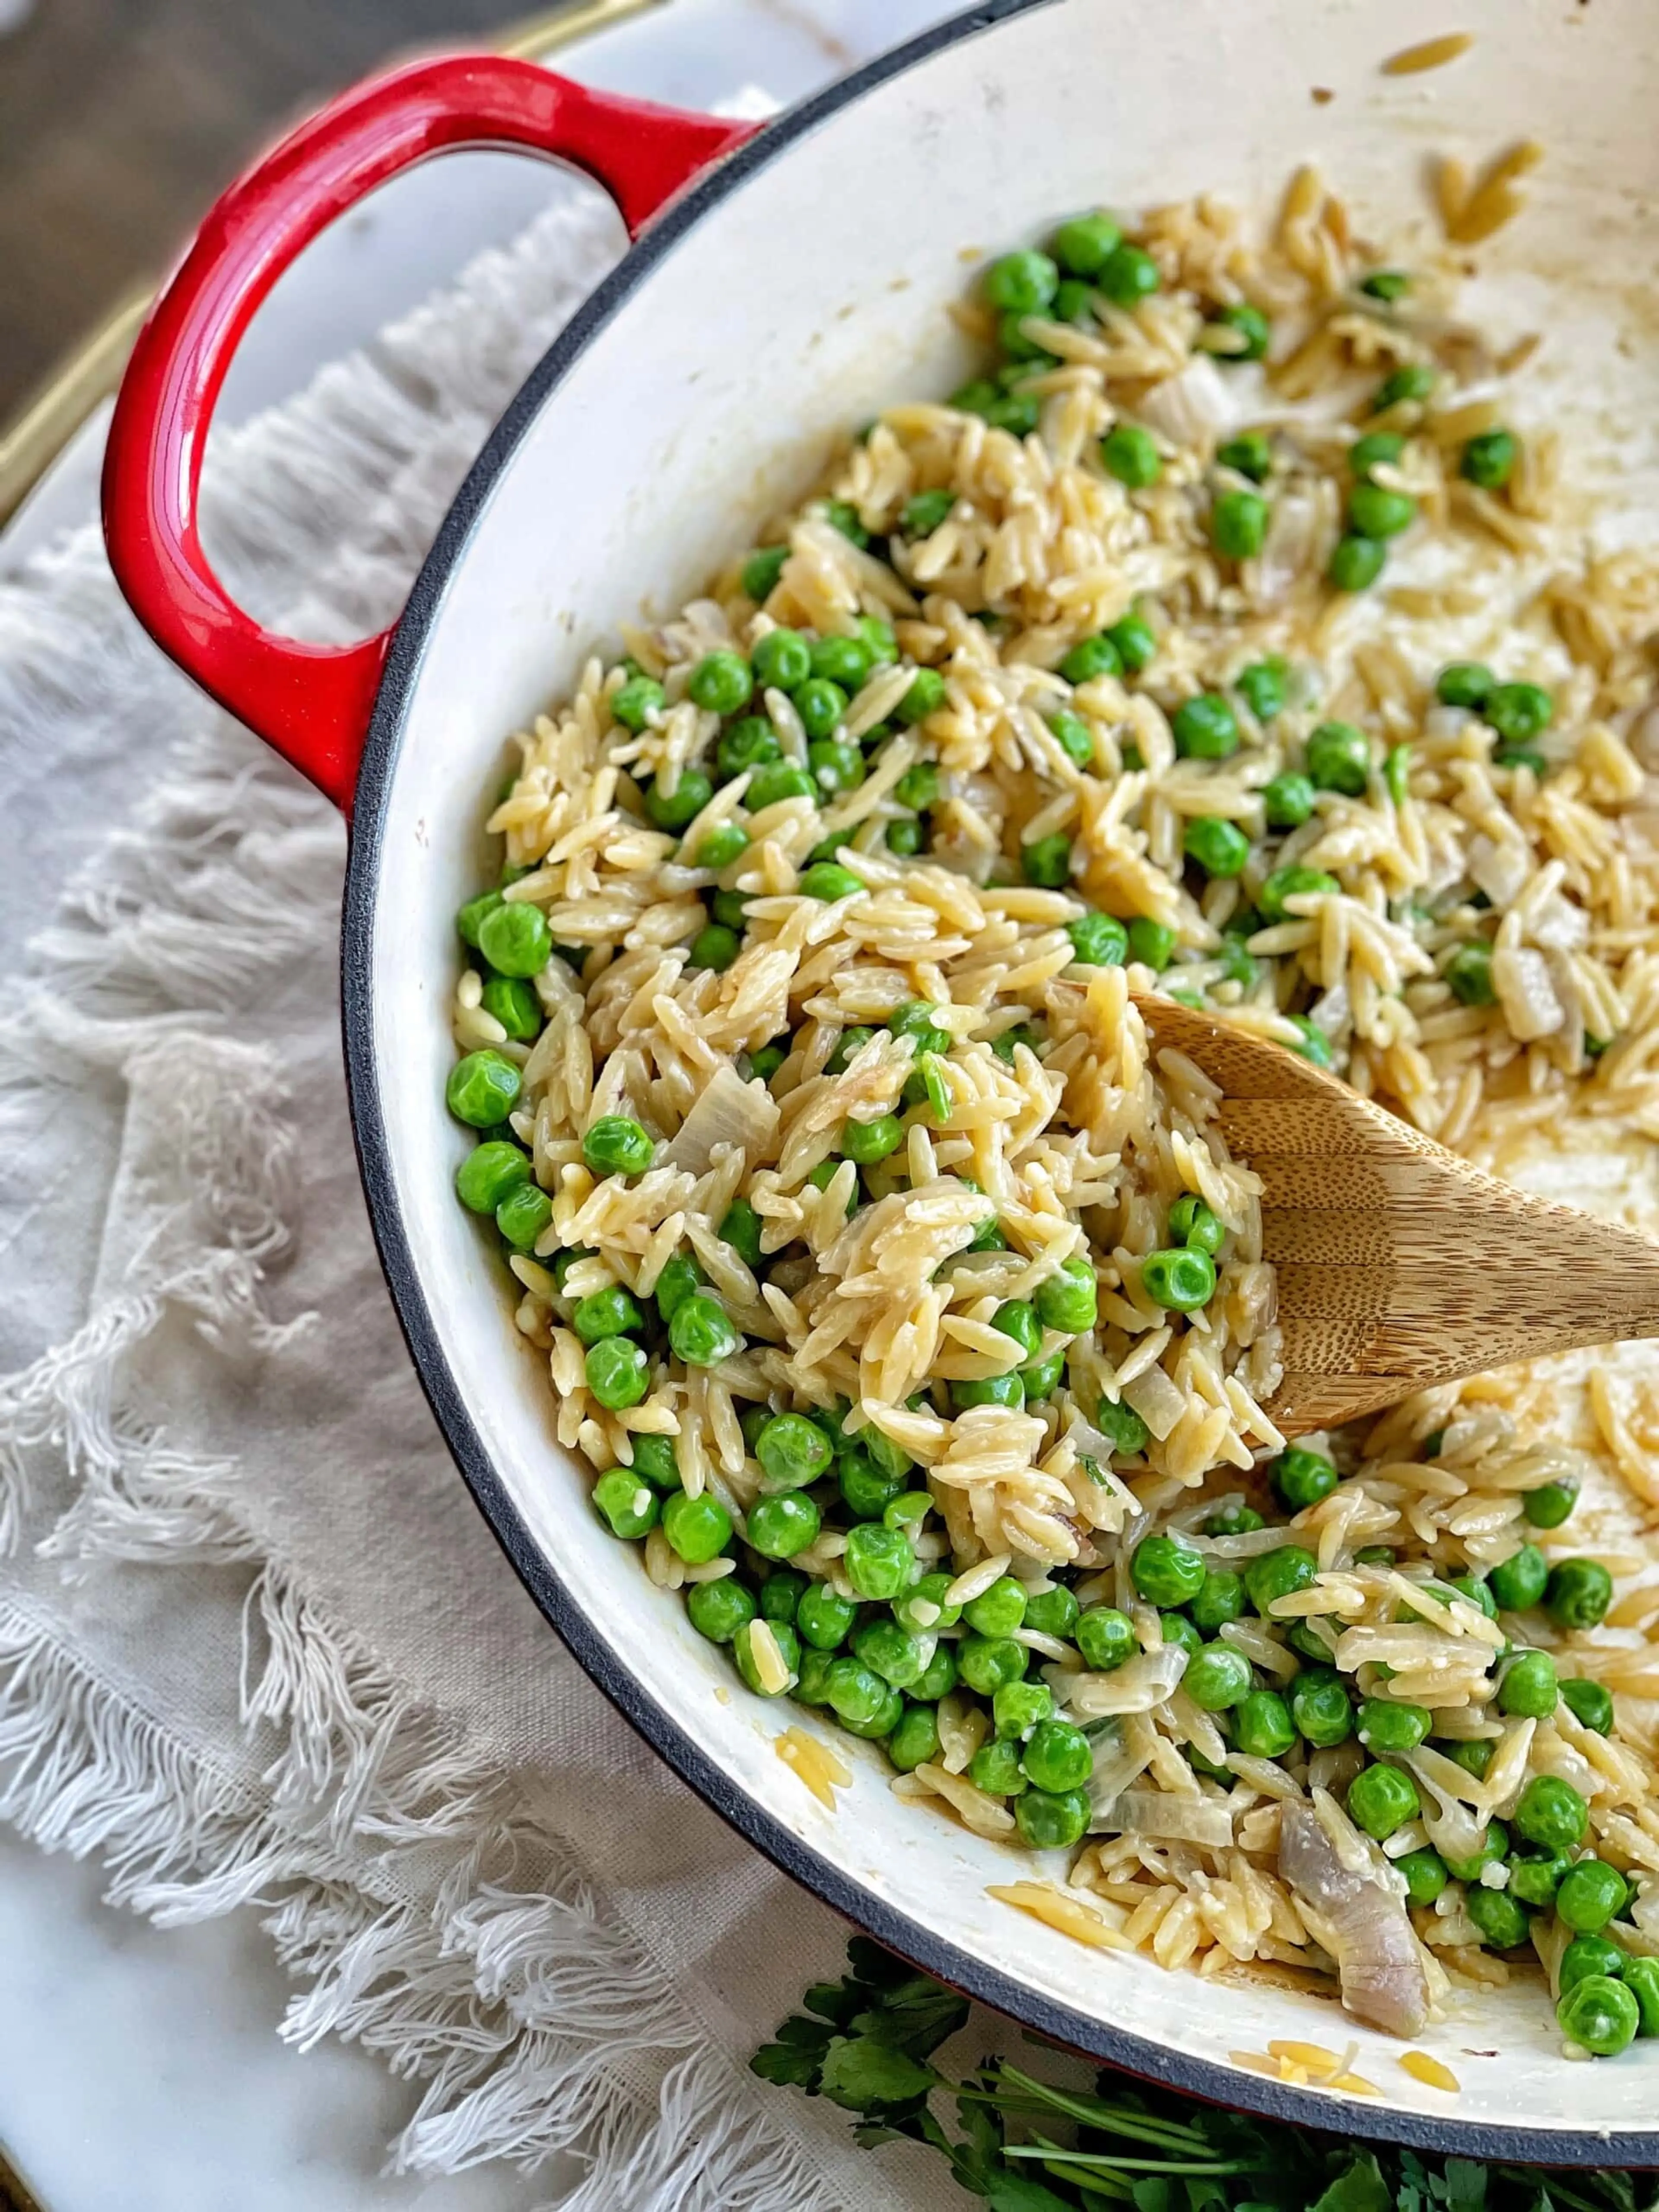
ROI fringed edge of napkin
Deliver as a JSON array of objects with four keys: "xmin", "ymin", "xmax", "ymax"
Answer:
[{"xmin": 0, "ymin": 180, "xmax": 861, "ymax": 2212}]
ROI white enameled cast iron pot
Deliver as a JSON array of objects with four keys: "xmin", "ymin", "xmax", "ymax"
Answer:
[{"xmin": 102, "ymin": 0, "xmax": 1659, "ymax": 2159}]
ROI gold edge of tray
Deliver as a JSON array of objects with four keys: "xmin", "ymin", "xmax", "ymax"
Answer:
[{"xmin": 0, "ymin": 0, "xmax": 667, "ymax": 533}]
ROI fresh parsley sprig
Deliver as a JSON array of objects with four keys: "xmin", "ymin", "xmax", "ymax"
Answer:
[{"xmin": 752, "ymin": 1938, "xmax": 1658, "ymax": 2212}]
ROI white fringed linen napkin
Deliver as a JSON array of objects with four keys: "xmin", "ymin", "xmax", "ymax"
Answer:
[{"xmin": 0, "ymin": 161, "xmax": 960, "ymax": 2211}]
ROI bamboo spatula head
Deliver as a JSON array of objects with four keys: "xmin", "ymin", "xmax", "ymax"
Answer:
[{"xmin": 1138, "ymin": 994, "xmax": 1659, "ymax": 1436}]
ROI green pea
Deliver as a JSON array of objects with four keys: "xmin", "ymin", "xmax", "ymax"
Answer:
[
  {"xmin": 668, "ymin": 1292, "xmax": 742, "ymax": 1368},
  {"xmin": 1287, "ymin": 1619, "xmax": 1338, "ymax": 1664},
  {"xmin": 1023, "ymin": 1586, "xmax": 1081, "ymax": 1640},
  {"xmin": 1232, "ymin": 1689, "xmax": 1296, "ymax": 1760},
  {"xmin": 1050, "ymin": 283, "xmax": 1094, "ymax": 328},
  {"xmin": 1494, "ymin": 743, "xmax": 1547, "ymax": 775},
  {"xmin": 747, "ymin": 631, "xmax": 807, "ymax": 696},
  {"xmin": 1622, "ymin": 1955, "xmax": 1659, "ymax": 2037},
  {"xmin": 1183, "ymin": 816, "xmax": 1251, "ymax": 878},
  {"xmin": 843, "ymin": 1523, "xmax": 914, "ymax": 1602},
  {"xmin": 1022, "ymin": 833, "xmax": 1073, "ymax": 887},
  {"xmin": 823, "ymin": 500, "xmax": 868, "ymax": 548},
  {"xmin": 823, "ymin": 1656, "xmax": 895, "ymax": 1734},
  {"xmin": 612, "ymin": 675, "xmax": 666, "ymax": 730},
  {"xmin": 958, "ymin": 1634, "xmax": 1028, "ymax": 1696},
  {"xmin": 447, "ymin": 1049, "xmax": 521, "ymax": 1129},
  {"xmin": 970, "ymin": 1738, "xmax": 1029, "ymax": 1797},
  {"xmin": 1140, "ymin": 1246, "xmax": 1216, "ymax": 1312},
  {"xmin": 984, "ymin": 392, "xmax": 1040, "ymax": 437},
  {"xmin": 571, "ymin": 1284, "xmax": 642, "ymax": 1346},
  {"xmin": 710, "ymin": 1200, "xmax": 763, "ymax": 1278},
  {"xmin": 759, "ymin": 1568, "xmax": 807, "ymax": 1624},
  {"xmin": 582, "ymin": 1115, "xmax": 654, "ymax": 1178},
  {"xmin": 1548, "ymin": 1557, "xmax": 1614, "ymax": 1631},
  {"xmin": 1101, "ymin": 423, "xmax": 1161, "ymax": 489},
  {"xmin": 1183, "ymin": 1569, "xmax": 1242, "ymax": 1637},
  {"xmin": 1461, "ymin": 429, "xmax": 1518, "ymax": 491},
  {"xmin": 734, "ymin": 1617, "xmax": 801, "ymax": 1697},
  {"xmin": 1561, "ymin": 1678, "xmax": 1615, "ymax": 1735},
  {"xmin": 1445, "ymin": 1820, "xmax": 1509, "ymax": 1885},
  {"xmin": 901, "ymin": 487, "xmax": 957, "ymax": 540},
  {"xmin": 1211, "ymin": 489, "xmax": 1269, "ymax": 561},
  {"xmin": 1171, "ymin": 693, "xmax": 1240, "ymax": 760},
  {"xmin": 585, "ymin": 1336, "xmax": 650, "ymax": 1410},
  {"xmin": 1348, "ymin": 482, "xmax": 1416, "ymax": 540},
  {"xmin": 644, "ymin": 769, "xmax": 714, "ymax": 833},
  {"xmin": 959, "ymin": 1580, "xmax": 1026, "ymax": 1645},
  {"xmin": 896, "ymin": 669, "xmax": 947, "ymax": 725},
  {"xmin": 1360, "ymin": 269, "xmax": 1411, "ymax": 302},
  {"xmin": 1291, "ymin": 1671, "xmax": 1355, "ymax": 1750},
  {"xmin": 1131, "ymin": 1534, "xmax": 1207, "ymax": 1608},
  {"xmin": 628, "ymin": 1437, "xmax": 680, "ymax": 1496},
  {"xmin": 662, "ymin": 1489, "xmax": 732, "ymax": 1565},
  {"xmin": 754, "ymin": 1412, "xmax": 832, "ymax": 1493},
  {"xmin": 688, "ymin": 923, "xmax": 741, "ymax": 973},
  {"xmin": 1067, "ymin": 910, "xmax": 1129, "ymax": 969},
  {"xmin": 1259, "ymin": 771, "xmax": 1315, "ymax": 832},
  {"xmin": 888, "ymin": 767, "xmax": 941, "ymax": 826},
  {"xmin": 1208, "ymin": 301, "xmax": 1270, "ymax": 362},
  {"xmin": 1020, "ymin": 1716, "xmax": 1093, "ymax": 1794},
  {"xmin": 895, "ymin": 1570, "xmax": 962, "ymax": 1637},
  {"xmin": 1258, "ymin": 865, "xmax": 1339, "ymax": 924},
  {"xmin": 799, "ymin": 861, "xmax": 863, "ymax": 903},
  {"xmin": 953, "ymin": 1372, "xmax": 1025, "ymax": 1411},
  {"xmin": 1060, "ymin": 632, "xmax": 1125, "ymax": 686},
  {"xmin": 1466, "ymin": 1886, "xmax": 1531, "ymax": 1951},
  {"xmin": 742, "ymin": 547, "xmax": 788, "ymax": 603},
  {"xmin": 1435, "ymin": 661, "xmax": 1494, "ymax": 712},
  {"xmin": 857, "ymin": 617, "xmax": 898, "ymax": 667},
  {"xmin": 888, "ymin": 1702, "xmax": 942, "ymax": 1772},
  {"xmin": 716, "ymin": 722, "xmax": 779, "ymax": 788},
  {"xmin": 1106, "ymin": 611, "xmax": 1158, "ymax": 671},
  {"xmin": 591, "ymin": 1466, "xmax": 659, "ymax": 1540},
  {"xmin": 884, "ymin": 818, "xmax": 922, "ymax": 856},
  {"xmin": 477, "ymin": 976, "xmax": 543, "ymax": 1045},
  {"xmin": 982, "ymin": 249, "xmax": 1059, "ymax": 312},
  {"xmin": 789, "ymin": 679, "xmax": 844, "ymax": 744},
  {"xmin": 1486, "ymin": 681, "xmax": 1554, "ymax": 744},
  {"xmin": 457, "ymin": 888, "xmax": 503, "ymax": 950},
  {"xmin": 686, "ymin": 1573, "xmax": 758, "ymax": 1643},
  {"xmin": 1273, "ymin": 1445, "xmax": 1339, "ymax": 1513},
  {"xmin": 1218, "ymin": 429, "xmax": 1273, "ymax": 483},
  {"xmin": 1345, "ymin": 1761, "xmax": 1420, "ymax": 1840},
  {"xmin": 1127, "ymin": 916, "xmax": 1177, "ymax": 969},
  {"xmin": 495, "ymin": 1181, "xmax": 552, "ymax": 1253},
  {"xmin": 456, "ymin": 1141, "xmax": 531, "ymax": 1215},
  {"xmin": 1236, "ymin": 657, "xmax": 1289, "ymax": 722},
  {"xmin": 1052, "ymin": 210, "xmax": 1122, "ymax": 276},
  {"xmin": 1096, "ymin": 242, "xmax": 1160, "ymax": 307},
  {"xmin": 1497, "ymin": 1648, "xmax": 1559, "ymax": 1721},
  {"xmin": 798, "ymin": 1581, "xmax": 858, "ymax": 1650},
  {"xmin": 1524, "ymin": 1478, "xmax": 1579, "ymax": 1529},
  {"xmin": 649, "ymin": 1257, "xmax": 705, "ymax": 1333},
  {"xmin": 1163, "ymin": 1196, "xmax": 1221, "ymax": 1259},
  {"xmin": 852, "ymin": 1618, "xmax": 925, "ymax": 1690},
  {"xmin": 1558, "ymin": 1974, "xmax": 1639, "ymax": 2057},
  {"xmin": 1306, "ymin": 720, "xmax": 1371, "ymax": 797},
  {"xmin": 1182, "ymin": 1644, "xmax": 1252, "ymax": 1713},
  {"xmin": 1509, "ymin": 1851, "xmax": 1571, "ymax": 1910},
  {"xmin": 1328, "ymin": 535, "xmax": 1386, "ymax": 592},
  {"xmin": 1445, "ymin": 1738, "xmax": 1494, "ymax": 1781},
  {"xmin": 1038, "ymin": 1260, "xmax": 1098, "ymax": 1338},
  {"xmin": 1397, "ymin": 1848, "xmax": 1449, "ymax": 1907},
  {"xmin": 805, "ymin": 637, "xmax": 873, "ymax": 696},
  {"xmin": 911, "ymin": 1643, "xmax": 958, "ymax": 1703},
  {"xmin": 1205, "ymin": 1505, "xmax": 1263, "ymax": 1536},
  {"xmin": 1155, "ymin": 1612, "xmax": 1200, "ymax": 1661},
  {"xmin": 694, "ymin": 821, "xmax": 751, "ymax": 872},
  {"xmin": 1483, "ymin": 1543, "xmax": 1548, "ymax": 1615},
  {"xmin": 1561, "ymin": 1933, "xmax": 1627, "ymax": 1995},
  {"xmin": 477, "ymin": 899, "xmax": 553, "ymax": 980},
  {"xmin": 1019, "ymin": 1784, "xmax": 1096, "ymax": 1855},
  {"xmin": 1348, "ymin": 430, "xmax": 1406, "ymax": 479},
  {"xmin": 1244, "ymin": 1546, "xmax": 1318, "ymax": 1615},
  {"xmin": 839, "ymin": 1112, "xmax": 903, "ymax": 1168},
  {"xmin": 1075, "ymin": 1606, "xmax": 1137, "ymax": 1671},
  {"xmin": 1380, "ymin": 743, "xmax": 1413, "ymax": 809},
  {"xmin": 1046, "ymin": 708, "xmax": 1095, "ymax": 771},
  {"xmin": 987, "ymin": 1302, "xmax": 1040, "ymax": 1364},
  {"xmin": 1373, "ymin": 362, "xmax": 1437, "ymax": 412},
  {"xmin": 1558, "ymin": 1857, "xmax": 1627, "ymax": 1935},
  {"xmin": 994, "ymin": 1679, "xmax": 1055, "ymax": 1741},
  {"xmin": 951, "ymin": 380, "xmax": 1000, "ymax": 419},
  {"xmin": 1357, "ymin": 1697, "xmax": 1430, "ymax": 1752},
  {"xmin": 1440, "ymin": 941, "xmax": 1495, "ymax": 1010}
]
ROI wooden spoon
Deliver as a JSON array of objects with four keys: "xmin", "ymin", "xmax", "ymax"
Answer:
[{"xmin": 1137, "ymin": 993, "xmax": 1659, "ymax": 1437}]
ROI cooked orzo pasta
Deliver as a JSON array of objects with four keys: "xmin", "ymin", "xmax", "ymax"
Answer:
[{"xmin": 447, "ymin": 165, "xmax": 1659, "ymax": 2059}]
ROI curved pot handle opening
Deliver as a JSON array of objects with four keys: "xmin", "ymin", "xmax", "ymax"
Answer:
[{"xmin": 102, "ymin": 55, "xmax": 756, "ymax": 814}]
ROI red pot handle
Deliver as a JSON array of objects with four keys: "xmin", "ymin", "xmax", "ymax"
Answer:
[{"xmin": 102, "ymin": 56, "xmax": 756, "ymax": 814}]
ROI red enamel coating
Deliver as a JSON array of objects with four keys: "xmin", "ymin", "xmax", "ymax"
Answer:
[{"xmin": 101, "ymin": 56, "xmax": 755, "ymax": 814}]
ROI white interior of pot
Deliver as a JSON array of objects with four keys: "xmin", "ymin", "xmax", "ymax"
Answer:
[{"xmin": 365, "ymin": 0, "xmax": 1659, "ymax": 2139}]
